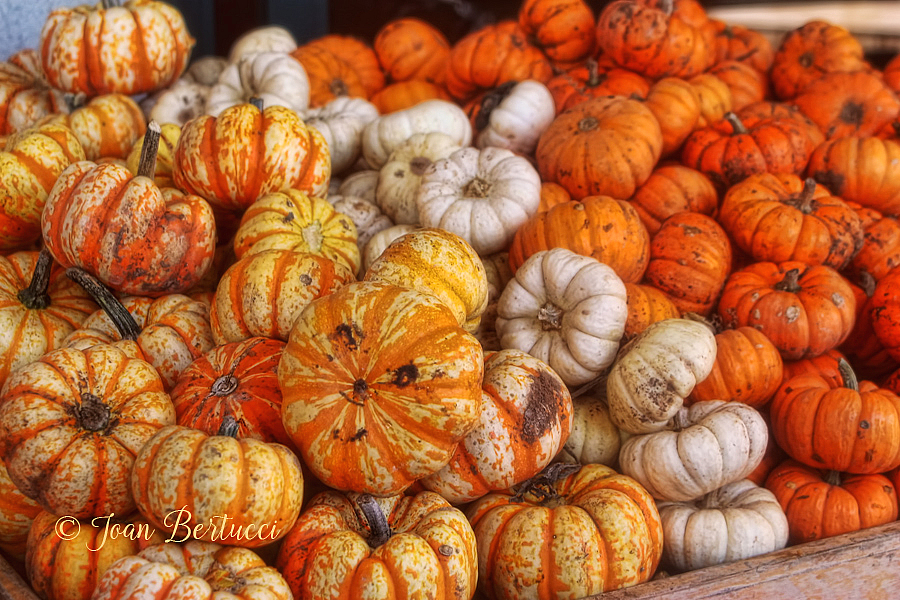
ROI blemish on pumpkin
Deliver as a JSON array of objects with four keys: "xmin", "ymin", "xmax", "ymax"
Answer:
[
  {"xmin": 333, "ymin": 323, "xmax": 362, "ymax": 350},
  {"xmin": 299, "ymin": 274, "xmax": 312, "ymax": 285},
  {"xmin": 391, "ymin": 363, "xmax": 418, "ymax": 387},
  {"xmin": 282, "ymin": 212, "xmax": 295, "ymax": 223},
  {"xmin": 350, "ymin": 428, "xmax": 368, "ymax": 441},
  {"xmin": 521, "ymin": 371, "xmax": 563, "ymax": 443}
]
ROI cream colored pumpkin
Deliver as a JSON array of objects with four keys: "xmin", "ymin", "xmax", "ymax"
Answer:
[
  {"xmin": 205, "ymin": 51, "xmax": 310, "ymax": 117},
  {"xmin": 560, "ymin": 393, "xmax": 628, "ymax": 468},
  {"xmin": 338, "ymin": 169, "xmax": 379, "ymax": 203},
  {"xmin": 364, "ymin": 227, "xmax": 488, "ymax": 333},
  {"xmin": 361, "ymin": 99, "xmax": 472, "ymax": 169},
  {"xmin": 329, "ymin": 194, "xmax": 394, "ymax": 262},
  {"xmin": 495, "ymin": 248, "xmax": 627, "ymax": 386},
  {"xmin": 376, "ymin": 131, "xmax": 462, "ymax": 225},
  {"xmin": 306, "ymin": 96, "xmax": 379, "ymax": 175},
  {"xmin": 361, "ymin": 223, "xmax": 420, "ymax": 273},
  {"xmin": 144, "ymin": 79, "xmax": 209, "ymax": 126},
  {"xmin": 416, "ymin": 146, "xmax": 541, "ymax": 255},
  {"xmin": 619, "ymin": 400, "xmax": 768, "ymax": 501},
  {"xmin": 474, "ymin": 79, "xmax": 556, "ymax": 155},
  {"xmin": 606, "ymin": 318, "xmax": 717, "ymax": 435},
  {"xmin": 228, "ymin": 25, "xmax": 298, "ymax": 63},
  {"xmin": 182, "ymin": 56, "xmax": 229, "ymax": 86},
  {"xmin": 658, "ymin": 479, "xmax": 789, "ymax": 572},
  {"xmin": 471, "ymin": 251, "xmax": 514, "ymax": 351}
]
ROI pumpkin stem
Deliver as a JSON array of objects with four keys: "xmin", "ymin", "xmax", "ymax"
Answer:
[
  {"xmin": 892, "ymin": 122, "xmax": 900, "ymax": 137},
  {"xmin": 63, "ymin": 92, "xmax": 86, "ymax": 113},
  {"xmin": 474, "ymin": 80, "xmax": 517, "ymax": 131},
  {"xmin": 510, "ymin": 462, "xmax": 581, "ymax": 506},
  {"xmin": 136, "ymin": 120, "xmax": 161, "ymax": 179},
  {"xmin": 249, "ymin": 96, "xmax": 264, "ymax": 111},
  {"xmin": 356, "ymin": 493, "xmax": 392, "ymax": 548},
  {"xmin": 858, "ymin": 271, "xmax": 877, "ymax": 298},
  {"xmin": 837, "ymin": 358, "xmax": 859, "ymax": 392},
  {"xmin": 577, "ymin": 116, "xmax": 599, "ymax": 132},
  {"xmin": 65, "ymin": 267, "xmax": 141, "ymax": 341},
  {"xmin": 17, "ymin": 248, "xmax": 54, "ymax": 310},
  {"xmin": 795, "ymin": 178, "xmax": 818, "ymax": 214},
  {"xmin": 330, "ymin": 78, "xmax": 349, "ymax": 98},
  {"xmin": 101, "ymin": 0, "xmax": 122, "ymax": 8},
  {"xmin": 76, "ymin": 393, "xmax": 111, "ymax": 432},
  {"xmin": 409, "ymin": 156, "xmax": 433, "ymax": 176},
  {"xmin": 660, "ymin": 0, "xmax": 675, "ymax": 16},
  {"xmin": 824, "ymin": 470, "xmax": 843, "ymax": 487},
  {"xmin": 586, "ymin": 58, "xmax": 601, "ymax": 87},
  {"xmin": 211, "ymin": 374, "xmax": 240, "ymax": 396},
  {"xmin": 724, "ymin": 112, "xmax": 748, "ymax": 135},
  {"xmin": 217, "ymin": 414, "xmax": 241, "ymax": 438},
  {"xmin": 773, "ymin": 268, "xmax": 802, "ymax": 294},
  {"xmin": 537, "ymin": 302, "xmax": 563, "ymax": 331},
  {"xmin": 464, "ymin": 177, "xmax": 493, "ymax": 198}
]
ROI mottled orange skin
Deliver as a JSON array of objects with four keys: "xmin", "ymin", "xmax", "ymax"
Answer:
[
  {"xmin": 374, "ymin": 18, "xmax": 450, "ymax": 86},
  {"xmin": 0, "ymin": 462, "xmax": 41, "ymax": 561},
  {"xmin": 276, "ymin": 490, "xmax": 478, "ymax": 600},
  {"xmin": 467, "ymin": 463, "xmax": 663, "ymax": 599},
  {"xmin": 0, "ymin": 49, "xmax": 68, "ymax": 135},
  {"xmin": 39, "ymin": 0, "xmax": 194, "ymax": 96},
  {"xmin": 41, "ymin": 160, "xmax": 217, "ymax": 297},
  {"xmin": 278, "ymin": 281, "xmax": 484, "ymax": 496},
  {"xmin": 38, "ymin": 93, "xmax": 146, "ymax": 161},
  {"xmin": 518, "ymin": 0, "xmax": 597, "ymax": 64}
]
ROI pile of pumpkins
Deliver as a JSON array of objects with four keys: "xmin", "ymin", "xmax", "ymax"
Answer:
[{"xmin": 1, "ymin": 0, "xmax": 900, "ymax": 599}]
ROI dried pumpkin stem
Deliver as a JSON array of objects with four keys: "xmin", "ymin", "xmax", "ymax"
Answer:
[
  {"xmin": 137, "ymin": 120, "xmax": 161, "ymax": 179},
  {"xmin": 858, "ymin": 271, "xmax": 877, "ymax": 298},
  {"xmin": 538, "ymin": 303, "xmax": 563, "ymax": 330},
  {"xmin": 724, "ymin": 112, "xmax": 747, "ymax": 135},
  {"xmin": 511, "ymin": 462, "xmax": 581, "ymax": 505},
  {"xmin": 474, "ymin": 80, "xmax": 517, "ymax": 131},
  {"xmin": 773, "ymin": 268, "xmax": 802, "ymax": 294},
  {"xmin": 76, "ymin": 393, "xmax": 111, "ymax": 432},
  {"xmin": 795, "ymin": 178, "xmax": 818, "ymax": 213},
  {"xmin": 17, "ymin": 248, "xmax": 54, "ymax": 310},
  {"xmin": 250, "ymin": 96, "xmax": 264, "ymax": 111},
  {"xmin": 824, "ymin": 470, "xmax": 843, "ymax": 487},
  {"xmin": 101, "ymin": 0, "xmax": 122, "ymax": 8},
  {"xmin": 211, "ymin": 374, "xmax": 240, "ymax": 396},
  {"xmin": 837, "ymin": 358, "xmax": 859, "ymax": 392},
  {"xmin": 357, "ymin": 494, "xmax": 392, "ymax": 548},
  {"xmin": 409, "ymin": 156, "xmax": 433, "ymax": 176},
  {"xmin": 66, "ymin": 267, "xmax": 141, "ymax": 341},
  {"xmin": 660, "ymin": 0, "xmax": 674, "ymax": 16},
  {"xmin": 586, "ymin": 58, "xmax": 601, "ymax": 87},
  {"xmin": 217, "ymin": 414, "xmax": 241, "ymax": 437}
]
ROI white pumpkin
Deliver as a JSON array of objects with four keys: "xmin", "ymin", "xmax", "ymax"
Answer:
[
  {"xmin": 416, "ymin": 146, "xmax": 541, "ymax": 255},
  {"xmin": 182, "ymin": 55, "xmax": 229, "ymax": 86},
  {"xmin": 495, "ymin": 248, "xmax": 627, "ymax": 387},
  {"xmin": 473, "ymin": 79, "xmax": 556, "ymax": 155},
  {"xmin": 329, "ymin": 194, "xmax": 394, "ymax": 268},
  {"xmin": 144, "ymin": 78, "xmax": 210, "ymax": 126},
  {"xmin": 658, "ymin": 479, "xmax": 789, "ymax": 572},
  {"xmin": 338, "ymin": 169, "xmax": 380, "ymax": 203},
  {"xmin": 471, "ymin": 251, "xmax": 514, "ymax": 351},
  {"xmin": 361, "ymin": 223, "xmax": 420, "ymax": 272},
  {"xmin": 228, "ymin": 25, "xmax": 298, "ymax": 63},
  {"xmin": 205, "ymin": 51, "xmax": 310, "ymax": 117},
  {"xmin": 306, "ymin": 96, "xmax": 379, "ymax": 175},
  {"xmin": 619, "ymin": 400, "xmax": 768, "ymax": 501},
  {"xmin": 361, "ymin": 99, "xmax": 472, "ymax": 169},
  {"xmin": 606, "ymin": 317, "xmax": 717, "ymax": 434},
  {"xmin": 376, "ymin": 131, "xmax": 462, "ymax": 225},
  {"xmin": 560, "ymin": 393, "xmax": 628, "ymax": 468}
]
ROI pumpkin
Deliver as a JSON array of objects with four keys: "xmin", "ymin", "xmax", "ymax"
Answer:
[
  {"xmin": 627, "ymin": 163, "xmax": 718, "ymax": 236},
  {"xmin": 716, "ymin": 261, "xmax": 857, "ymax": 360},
  {"xmin": 606, "ymin": 317, "xmax": 717, "ymax": 434},
  {"xmin": 596, "ymin": 0, "xmax": 712, "ymax": 79},
  {"xmin": 535, "ymin": 95, "xmax": 663, "ymax": 201},
  {"xmin": 39, "ymin": 0, "xmax": 194, "ymax": 96},
  {"xmin": 210, "ymin": 248, "xmax": 355, "ymax": 345},
  {"xmin": 276, "ymin": 490, "xmax": 477, "ymax": 600},
  {"xmin": 0, "ymin": 122, "xmax": 85, "ymax": 250},
  {"xmin": 845, "ymin": 204, "xmax": 900, "ymax": 282},
  {"xmin": 546, "ymin": 59, "xmax": 650, "ymax": 113},
  {"xmin": 689, "ymin": 326, "xmax": 784, "ymax": 409},
  {"xmin": 131, "ymin": 420, "xmax": 304, "ymax": 547},
  {"xmin": 806, "ymin": 136, "xmax": 900, "ymax": 218},
  {"xmin": 641, "ymin": 77, "xmax": 702, "ymax": 158},
  {"xmin": 124, "ymin": 121, "xmax": 179, "ymax": 188},
  {"xmin": 305, "ymin": 96, "xmax": 379, "ymax": 175},
  {"xmin": 643, "ymin": 211, "xmax": 732, "ymax": 316},
  {"xmin": 373, "ymin": 17, "xmax": 450, "ymax": 86},
  {"xmin": 707, "ymin": 60, "xmax": 767, "ymax": 112},
  {"xmin": 361, "ymin": 98, "xmax": 472, "ymax": 169},
  {"xmin": 0, "ymin": 343, "xmax": 175, "ymax": 519},
  {"xmin": 419, "ymin": 349, "xmax": 572, "ymax": 505},
  {"xmin": 0, "ymin": 462, "xmax": 41, "ymax": 561},
  {"xmin": 765, "ymin": 459, "xmax": 898, "ymax": 544},
  {"xmin": 518, "ymin": 0, "xmax": 597, "ymax": 64},
  {"xmin": 228, "ymin": 25, "xmax": 298, "ymax": 63},
  {"xmin": 865, "ymin": 267, "xmax": 900, "ymax": 363},
  {"xmin": 717, "ymin": 173, "xmax": 864, "ymax": 270},
  {"xmin": 771, "ymin": 359, "xmax": 900, "ymax": 474},
  {"xmin": 375, "ymin": 131, "xmax": 463, "ymax": 225},
  {"xmin": 362, "ymin": 223, "xmax": 420, "ymax": 273},
  {"xmin": 305, "ymin": 34, "xmax": 385, "ymax": 99},
  {"xmin": 537, "ymin": 181, "xmax": 571, "ymax": 213},
  {"xmin": 709, "ymin": 19, "xmax": 774, "ymax": 73},
  {"xmin": 26, "ymin": 510, "xmax": 163, "ymax": 600},
  {"xmin": 416, "ymin": 146, "xmax": 542, "ymax": 256},
  {"xmin": 622, "ymin": 282, "xmax": 681, "ymax": 341},
  {"xmin": 688, "ymin": 72, "xmax": 733, "ymax": 129},
  {"xmin": 792, "ymin": 71, "xmax": 900, "ymax": 139},
  {"xmin": 839, "ymin": 278, "xmax": 898, "ymax": 382},
  {"xmin": 41, "ymin": 132, "xmax": 217, "ymax": 297},
  {"xmin": 559, "ymin": 394, "xmax": 626, "ymax": 468},
  {"xmin": 145, "ymin": 78, "xmax": 210, "ymax": 127},
  {"xmin": 328, "ymin": 195, "xmax": 393, "ymax": 260},
  {"xmin": 781, "ymin": 348, "xmax": 847, "ymax": 388},
  {"xmin": 0, "ymin": 249, "xmax": 97, "ymax": 388},
  {"xmin": 619, "ymin": 400, "xmax": 769, "ymax": 501},
  {"xmin": 232, "ymin": 189, "xmax": 361, "ymax": 275},
  {"xmin": 205, "ymin": 51, "xmax": 311, "ymax": 117},
  {"xmin": 444, "ymin": 20, "xmax": 553, "ymax": 103},
  {"xmin": 769, "ymin": 20, "xmax": 867, "ymax": 100},
  {"xmin": 93, "ymin": 541, "xmax": 292, "ymax": 600},
  {"xmin": 363, "ymin": 227, "xmax": 488, "ymax": 334},
  {"xmin": 0, "ymin": 49, "xmax": 68, "ymax": 135},
  {"xmin": 290, "ymin": 44, "xmax": 367, "ymax": 108},
  {"xmin": 495, "ymin": 248, "xmax": 627, "ymax": 387},
  {"xmin": 508, "ymin": 195, "xmax": 651, "ymax": 284},
  {"xmin": 369, "ymin": 79, "xmax": 451, "ymax": 114},
  {"xmin": 736, "ymin": 100, "xmax": 825, "ymax": 147},
  {"xmin": 657, "ymin": 479, "xmax": 788, "ymax": 572},
  {"xmin": 173, "ymin": 100, "xmax": 330, "ymax": 211},
  {"xmin": 170, "ymin": 337, "xmax": 293, "ymax": 448},
  {"xmin": 467, "ymin": 463, "xmax": 663, "ymax": 598},
  {"xmin": 467, "ymin": 79, "xmax": 556, "ymax": 156},
  {"xmin": 278, "ymin": 281, "xmax": 484, "ymax": 496},
  {"xmin": 38, "ymin": 93, "xmax": 146, "ymax": 161}
]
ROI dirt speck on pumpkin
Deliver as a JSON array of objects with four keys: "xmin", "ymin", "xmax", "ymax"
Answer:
[
  {"xmin": 522, "ymin": 370, "xmax": 564, "ymax": 443},
  {"xmin": 391, "ymin": 363, "xmax": 418, "ymax": 387},
  {"xmin": 332, "ymin": 322, "xmax": 363, "ymax": 350}
]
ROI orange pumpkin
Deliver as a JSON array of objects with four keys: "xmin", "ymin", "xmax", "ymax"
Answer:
[
  {"xmin": 707, "ymin": 60, "xmax": 768, "ymax": 112},
  {"xmin": 0, "ymin": 462, "xmax": 41, "ymax": 562},
  {"xmin": 709, "ymin": 19, "xmax": 774, "ymax": 73},
  {"xmin": 870, "ymin": 267, "xmax": 900, "ymax": 362},
  {"xmin": 290, "ymin": 43, "xmax": 367, "ymax": 108},
  {"xmin": 546, "ymin": 59, "xmax": 651, "ymax": 113},
  {"xmin": 305, "ymin": 34, "xmax": 385, "ymax": 98},
  {"xmin": 38, "ymin": 93, "xmax": 146, "ymax": 161},
  {"xmin": 792, "ymin": 71, "xmax": 900, "ymax": 140},
  {"xmin": 518, "ymin": 0, "xmax": 597, "ymax": 65},
  {"xmin": 0, "ymin": 49, "xmax": 68, "ymax": 135},
  {"xmin": 278, "ymin": 281, "xmax": 484, "ymax": 496},
  {"xmin": 373, "ymin": 17, "xmax": 450, "ymax": 86},
  {"xmin": 641, "ymin": 76, "xmax": 702, "ymax": 158},
  {"xmin": 627, "ymin": 163, "xmax": 718, "ymax": 235},
  {"xmin": 623, "ymin": 282, "xmax": 681, "ymax": 340},
  {"xmin": 369, "ymin": 80, "xmax": 450, "ymax": 114}
]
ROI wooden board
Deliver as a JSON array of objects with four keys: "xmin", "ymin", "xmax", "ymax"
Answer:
[{"xmin": 3, "ymin": 520, "xmax": 900, "ymax": 600}]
